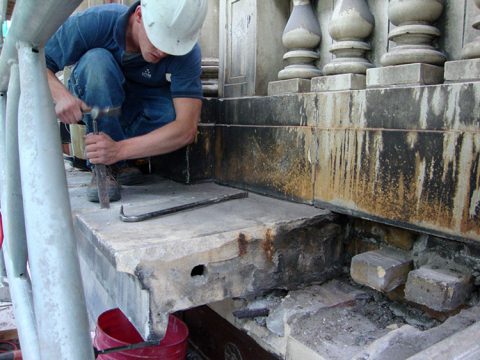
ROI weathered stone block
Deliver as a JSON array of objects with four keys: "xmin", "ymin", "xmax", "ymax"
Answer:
[
  {"xmin": 215, "ymin": 125, "xmax": 316, "ymax": 203},
  {"xmin": 405, "ymin": 266, "xmax": 473, "ymax": 312},
  {"xmin": 151, "ymin": 124, "xmax": 215, "ymax": 183},
  {"xmin": 350, "ymin": 248, "xmax": 412, "ymax": 292},
  {"xmin": 268, "ymin": 79, "xmax": 311, "ymax": 96},
  {"xmin": 444, "ymin": 58, "xmax": 480, "ymax": 83},
  {"xmin": 311, "ymin": 74, "xmax": 366, "ymax": 92},
  {"xmin": 366, "ymin": 64, "xmax": 444, "ymax": 88}
]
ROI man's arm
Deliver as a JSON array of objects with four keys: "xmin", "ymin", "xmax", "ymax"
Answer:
[
  {"xmin": 85, "ymin": 97, "xmax": 202, "ymax": 165},
  {"xmin": 47, "ymin": 69, "xmax": 87, "ymax": 124}
]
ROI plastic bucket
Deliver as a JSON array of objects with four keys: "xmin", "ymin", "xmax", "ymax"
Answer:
[{"xmin": 94, "ymin": 309, "xmax": 188, "ymax": 360}]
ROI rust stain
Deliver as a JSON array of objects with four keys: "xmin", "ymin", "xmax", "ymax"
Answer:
[
  {"xmin": 238, "ymin": 233, "xmax": 248, "ymax": 257},
  {"xmin": 315, "ymin": 128, "xmax": 480, "ymax": 241},
  {"xmin": 262, "ymin": 229, "xmax": 275, "ymax": 263}
]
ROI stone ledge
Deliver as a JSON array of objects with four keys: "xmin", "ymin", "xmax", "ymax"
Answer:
[{"xmin": 67, "ymin": 168, "xmax": 342, "ymax": 341}]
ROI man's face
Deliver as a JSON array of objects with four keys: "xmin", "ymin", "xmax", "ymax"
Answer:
[{"xmin": 137, "ymin": 14, "xmax": 169, "ymax": 63}]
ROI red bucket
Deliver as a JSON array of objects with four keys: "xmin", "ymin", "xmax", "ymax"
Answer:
[{"xmin": 94, "ymin": 309, "xmax": 188, "ymax": 360}]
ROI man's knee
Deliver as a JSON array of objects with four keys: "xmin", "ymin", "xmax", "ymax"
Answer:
[{"xmin": 70, "ymin": 49, "xmax": 124, "ymax": 99}]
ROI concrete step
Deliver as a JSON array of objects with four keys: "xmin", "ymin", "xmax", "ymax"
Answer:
[{"xmin": 66, "ymin": 168, "xmax": 343, "ymax": 341}]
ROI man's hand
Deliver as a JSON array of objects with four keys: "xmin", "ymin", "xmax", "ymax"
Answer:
[
  {"xmin": 85, "ymin": 132, "xmax": 120, "ymax": 165},
  {"xmin": 55, "ymin": 92, "xmax": 88, "ymax": 124}
]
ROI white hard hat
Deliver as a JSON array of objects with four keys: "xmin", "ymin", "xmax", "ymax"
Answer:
[{"xmin": 141, "ymin": 0, "xmax": 208, "ymax": 56}]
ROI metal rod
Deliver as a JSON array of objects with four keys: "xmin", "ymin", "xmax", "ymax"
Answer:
[
  {"xmin": 17, "ymin": 43, "xmax": 94, "ymax": 360},
  {"xmin": 232, "ymin": 308, "xmax": 270, "ymax": 319},
  {"xmin": 94, "ymin": 341, "xmax": 160, "ymax": 357},
  {"xmin": 92, "ymin": 119, "xmax": 110, "ymax": 208},
  {"xmin": 1, "ymin": 64, "xmax": 40, "ymax": 360},
  {"xmin": 120, "ymin": 191, "xmax": 249, "ymax": 222}
]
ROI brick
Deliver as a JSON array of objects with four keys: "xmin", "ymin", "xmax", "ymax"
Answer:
[
  {"xmin": 350, "ymin": 248, "xmax": 412, "ymax": 292},
  {"xmin": 405, "ymin": 267, "xmax": 473, "ymax": 312}
]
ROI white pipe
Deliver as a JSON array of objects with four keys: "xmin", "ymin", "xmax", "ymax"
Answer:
[
  {"xmin": 17, "ymin": 42, "xmax": 93, "ymax": 360},
  {"xmin": 0, "ymin": 0, "xmax": 83, "ymax": 91},
  {"xmin": 5, "ymin": 65, "xmax": 28, "ymax": 276},
  {"xmin": 3, "ymin": 63, "xmax": 41, "ymax": 360}
]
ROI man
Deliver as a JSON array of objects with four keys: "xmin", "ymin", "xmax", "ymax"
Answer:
[{"xmin": 45, "ymin": 0, "xmax": 208, "ymax": 202}]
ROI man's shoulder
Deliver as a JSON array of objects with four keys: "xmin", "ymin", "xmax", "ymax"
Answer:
[{"xmin": 74, "ymin": 3, "xmax": 128, "ymax": 18}]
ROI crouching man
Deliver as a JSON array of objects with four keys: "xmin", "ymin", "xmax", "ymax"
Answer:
[{"xmin": 46, "ymin": 0, "xmax": 207, "ymax": 202}]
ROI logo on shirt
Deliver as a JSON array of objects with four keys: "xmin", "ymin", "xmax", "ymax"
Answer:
[{"xmin": 142, "ymin": 68, "xmax": 152, "ymax": 79}]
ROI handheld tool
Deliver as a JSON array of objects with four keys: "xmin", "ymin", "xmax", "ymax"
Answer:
[
  {"xmin": 84, "ymin": 106, "xmax": 121, "ymax": 209},
  {"xmin": 119, "ymin": 191, "xmax": 249, "ymax": 222}
]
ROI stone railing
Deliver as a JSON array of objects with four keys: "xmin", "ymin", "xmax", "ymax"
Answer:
[
  {"xmin": 216, "ymin": 0, "xmax": 480, "ymax": 97},
  {"xmin": 268, "ymin": 0, "xmax": 480, "ymax": 95}
]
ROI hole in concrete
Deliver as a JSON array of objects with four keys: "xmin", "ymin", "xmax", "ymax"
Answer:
[{"xmin": 191, "ymin": 265, "xmax": 206, "ymax": 277}]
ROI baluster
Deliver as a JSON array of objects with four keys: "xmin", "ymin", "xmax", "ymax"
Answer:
[
  {"xmin": 463, "ymin": 0, "xmax": 480, "ymax": 59},
  {"xmin": 445, "ymin": 0, "xmax": 480, "ymax": 82},
  {"xmin": 313, "ymin": 0, "xmax": 374, "ymax": 92},
  {"xmin": 268, "ymin": 0, "xmax": 322, "ymax": 95},
  {"xmin": 367, "ymin": 0, "xmax": 446, "ymax": 87}
]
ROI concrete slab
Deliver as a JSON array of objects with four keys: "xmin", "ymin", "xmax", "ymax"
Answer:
[{"xmin": 67, "ymin": 167, "xmax": 343, "ymax": 341}]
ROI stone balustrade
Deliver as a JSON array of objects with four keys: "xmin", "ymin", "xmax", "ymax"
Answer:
[{"xmin": 214, "ymin": 0, "xmax": 480, "ymax": 96}]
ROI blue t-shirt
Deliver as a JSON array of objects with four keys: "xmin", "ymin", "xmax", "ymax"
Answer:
[{"xmin": 45, "ymin": 2, "xmax": 203, "ymax": 101}]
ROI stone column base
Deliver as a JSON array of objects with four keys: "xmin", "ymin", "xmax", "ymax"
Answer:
[
  {"xmin": 311, "ymin": 74, "xmax": 366, "ymax": 92},
  {"xmin": 367, "ymin": 64, "xmax": 444, "ymax": 88},
  {"xmin": 268, "ymin": 79, "xmax": 311, "ymax": 96},
  {"xmin": 444, "ymin": 58, "xmax": 480, "ymax": 83}
]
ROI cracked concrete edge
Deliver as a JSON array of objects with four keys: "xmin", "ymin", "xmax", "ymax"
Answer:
[{"xmin": 76, "ymin": 210, "xmax": 337, "ymax": 275}]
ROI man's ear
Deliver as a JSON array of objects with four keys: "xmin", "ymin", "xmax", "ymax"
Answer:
[{"xmin": 134, "ymin": 5, "xmax": 142, "ymax": 23}]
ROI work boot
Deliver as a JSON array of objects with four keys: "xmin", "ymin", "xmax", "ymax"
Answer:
[
  {"xmin": 111, "ymin": 164, "xmax": 144, "ymax": 186},
  {"xmin": 86, "ymin": 170, "xmax": 121, "ymax": 203}
]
